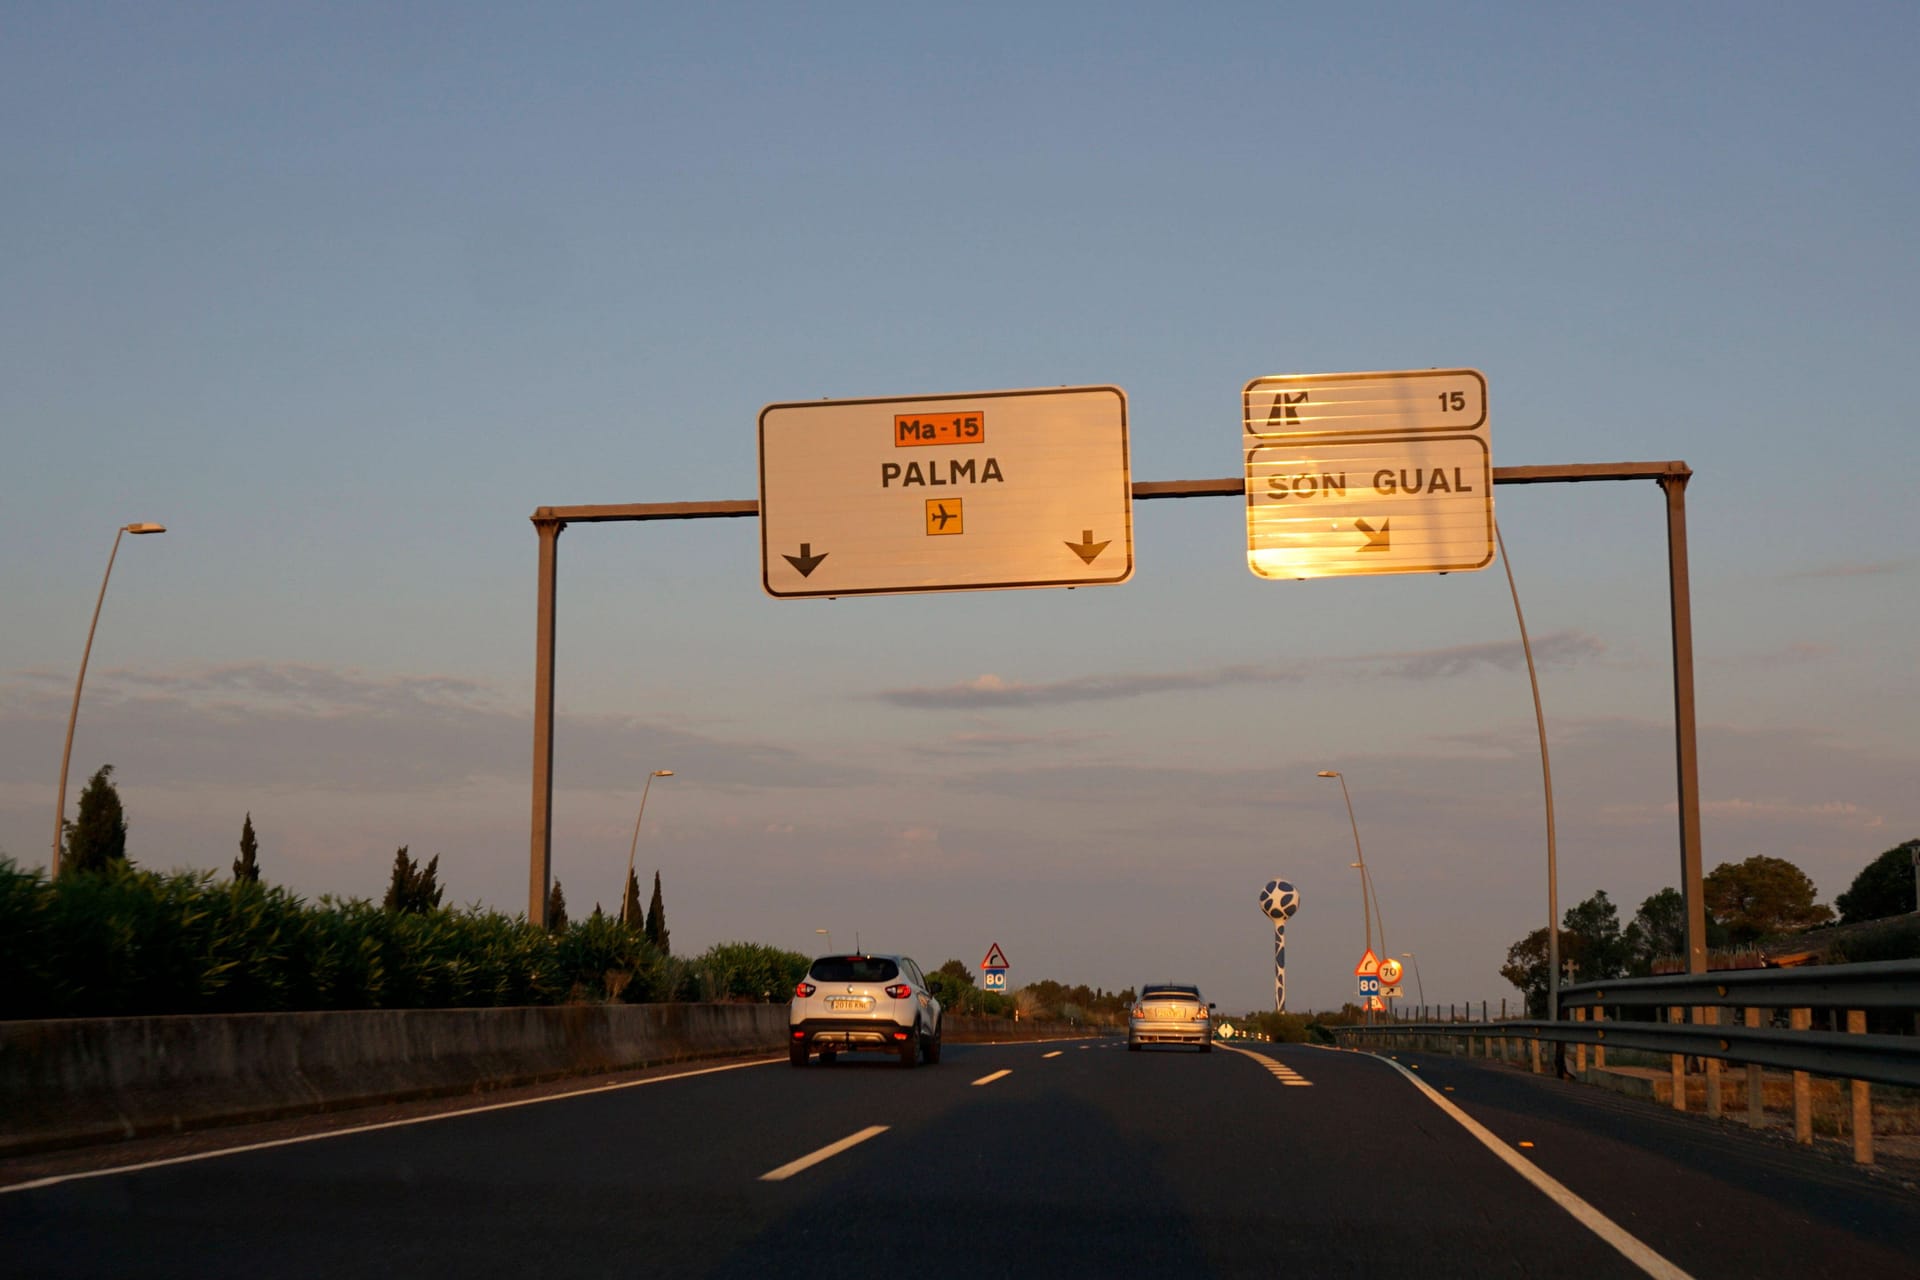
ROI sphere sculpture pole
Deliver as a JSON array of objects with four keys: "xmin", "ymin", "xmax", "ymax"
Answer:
[{"xmin": 1258, "ymin": 879, "xmax": 1302, "ymax": 1013}]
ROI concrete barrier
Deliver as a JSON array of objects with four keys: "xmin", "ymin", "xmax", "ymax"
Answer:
[
  {"xmin": 0, "ymin": 1006, "xmax": 1112, "ymax": 1157},
  {"xmin": 0, "ymin": 1003, "xmax": 786, "ymax": 1157}
]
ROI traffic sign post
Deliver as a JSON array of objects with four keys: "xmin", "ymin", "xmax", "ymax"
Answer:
[
  {"xmin": 1243, "ymin": 369, "xmax": 1492, "ymax": 580},
  {"xmin": 982, "ymin": 942, "xmax": 1009, "ymax": 993},
  {"xmin": 759, "ymin": 386, "xmax": 1133, "ymax": 598}
]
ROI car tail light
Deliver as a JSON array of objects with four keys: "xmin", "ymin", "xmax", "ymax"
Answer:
[
  {"xmin": 795, "ymin": 982, "xmax": 816, "ymax": 998},
  {"xmin": 884, "ymin": 984, "xmax": 912, "ymax": 999},
  {"xmin": 1193, "ymin": 1008, "xmax": 1209, "ymax": 1021},
  {"xmin": 892, "ymin": 1030, "xmax": 909, "ymax": 1040},
  {"xmin": 792, "ymin": 1030, "xmax": 806, "ymax": 1039},
  {"xmin": 1132, "ymin": 1005, "xmax": 1144, "ymax": 1019}
]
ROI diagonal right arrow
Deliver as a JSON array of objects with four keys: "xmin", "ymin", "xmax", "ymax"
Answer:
[{"xmin": 1354, "ymin": 519, "xmax": 1391, "ymax": 552}]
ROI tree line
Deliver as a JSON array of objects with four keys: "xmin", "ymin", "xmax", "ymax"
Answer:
[{"xmin": 1500, "ymin": 841, "xmax": 1919, "ymax": 1015}]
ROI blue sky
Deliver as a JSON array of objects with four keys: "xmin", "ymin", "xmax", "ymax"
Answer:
[{"xmin": 4, "ymin": 3, "xmax": 1914, "ymax": 1013}]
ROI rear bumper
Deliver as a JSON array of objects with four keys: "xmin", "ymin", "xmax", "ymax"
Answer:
[
  {"xmin": 1129, "ymin": 1020, "xmax": 1211, "ymax": 1045},
  {"xmin": 791, "ymin": 1018, "xmax": 916, "ymax": 1051}
]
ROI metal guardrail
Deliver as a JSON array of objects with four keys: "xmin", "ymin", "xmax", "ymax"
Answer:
[
  {"xmin": 1556, "ymin": 958, "xmax": 1920, "ymax": 1012},
  {"xmin": 1331, "ymin": 960, "xmax": 1920, "ymax": 1091}
]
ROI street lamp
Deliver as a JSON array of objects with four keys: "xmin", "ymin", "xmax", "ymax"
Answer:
[
  {"xmin": 815, "ymin": 927, "xmax": 832, "ymax": 955},
  {"xmin": 53, "ymin": 522, "xmax": 165, "ymax": 875},
  {"xmin": 1318, "ymin": 771, "xmax": 1372, "ymax": 957},
  {"xmin": 621, "ymin": 769, "xmax": 674, "ymax": 925},
  {"xmin": 1400, "ymin": 953, "xmax": 1426, "ymax": 1007}
]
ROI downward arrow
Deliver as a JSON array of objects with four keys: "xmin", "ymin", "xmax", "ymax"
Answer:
[
  {"xmin": 1355, "ymin": 519, "xmax": 1391, "ymax": 552},
  {"xmin": 783, "ymin": 543, "xmax": 828, "ymax": 577},
  {"xmin": 1065, "ymin": 529, "xmax": 1111, "ymax": 565}
]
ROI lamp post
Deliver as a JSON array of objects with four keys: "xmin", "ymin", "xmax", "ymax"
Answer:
[
  {"xmin": 621, "ymin": 769, "xmax": 673, "ymax": 925},
  {"xmin": 1318, "ymin": 771, "xmax": 1371, "ymax": 957},
  {"xmin": 53, "ymin": 522, "xmax": 166, "ymax": 876},
  {"xmin": 816, "ymin": 927, "xmax": 832, "ymax": 955},
  {"xmin": 1401, "ymin": 953, "xmax": 1426, "ymax": 1007}
]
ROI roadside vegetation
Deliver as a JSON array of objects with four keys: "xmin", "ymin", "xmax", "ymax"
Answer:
[
  {"xmin": 1499, "ymin": 840, "xmax": 1920, "ymax": 1015},
  {"xmin": 7, "ymin": 764, "xmax": 1115, "ymax": 1022}
]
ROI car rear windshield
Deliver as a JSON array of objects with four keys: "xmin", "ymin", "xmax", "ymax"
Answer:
[
  {"xmin": 1143, "ymin": 987, "xmax": 1199, "ymax": 1001},
  {"xmin": 810, "ymin": 957, "xmax": 901, "ymax": 983}
]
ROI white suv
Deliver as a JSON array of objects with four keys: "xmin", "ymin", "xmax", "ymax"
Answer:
[{"xmin": 789, "ymin": 953, "xmax": 943, "ymax": 1068}]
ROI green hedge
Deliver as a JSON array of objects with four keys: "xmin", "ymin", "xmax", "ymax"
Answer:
[{"xmin": 0, "ymin": 860, "xmax": 801, "ymax": 1020}]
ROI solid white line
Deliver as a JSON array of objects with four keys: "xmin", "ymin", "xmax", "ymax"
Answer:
[
  {"xmin": 758, "ymin": 1124, "xmax": 889, "ymax": 1183},
  {"xmin": 972, "ymin": 1069, "xmax": 1013, "ymax": 1086},
  {"xmin": 1373, "ymin": 1056, "xmax": 1695, "ymax": 1280},
  {"xmin": 2, "ymin": 1055, "xmax": 783, "ymax": 1196},
  {"xmin": 1042, "ymin": 1051, "xmax": 1063, "ymax": 1059}
]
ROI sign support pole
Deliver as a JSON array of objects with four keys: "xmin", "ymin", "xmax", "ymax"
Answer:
[
  {"xmin": 529, "ymin": 516, "xmax": 562, "ymax": 927},
  {"xmin": 1660, "ymin": 472, "xmax": 1707, "ymax": 976}
]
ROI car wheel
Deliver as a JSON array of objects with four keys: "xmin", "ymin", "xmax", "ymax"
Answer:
[
  {"xmin": 789, "ymin": 1041, "xmax": 808, "ymax": 1068},
  {"xmin": 925, "ymin": 1023, "xmax": 942, "ymax": 1064},
  {"xmin": 1127, "ymin": 1038, "xmax": 1140, "ymax": 1052},
  {"xmin": 898, "ymin": 1026, "xmax": 919, "ymax": 1068},
  {"xmin": 1199, "ymin": 1041, "xmax": 1213, "ymax": 1053},
  {"xmin": 820, "ymin": 1050, "xmax": 837, "ymax": 1066}
]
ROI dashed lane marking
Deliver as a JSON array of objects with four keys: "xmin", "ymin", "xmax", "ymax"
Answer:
[
  {"xmin": 972, "ymin": 1069, "xmax": 1013, "ymax": 1087},
  {"xmin": 1220, "ymin": 1044, "xmax": 1313, "ymax": 1085},
  {"xmin": 759, "ymin": 1125, "xmax": 890, "ymax": 1182},
  {"xmin": 1043, "ymin": 1051, "xmax": 1064, "ymax": 1059}
]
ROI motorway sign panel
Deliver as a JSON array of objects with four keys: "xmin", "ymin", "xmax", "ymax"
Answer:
[
  {"xmin": 1243, "ymin": 368, "xmax": 1492, "ymax": 580},
  {"xmin": 760, "ymin": 386, "xmax": 1133, "ymax": 598}
]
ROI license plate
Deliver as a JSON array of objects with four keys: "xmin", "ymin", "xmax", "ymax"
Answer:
[{"xmin": 829, "ymin": 998, "xmax": 864, "ymax": 1011}]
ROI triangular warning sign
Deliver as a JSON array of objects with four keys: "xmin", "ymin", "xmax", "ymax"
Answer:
[
  {"xmin": 1366, "ymin": 995, "xmax": 1386, "ymax": 1012},
  {"xmin": 982, "ymin": 943, "xmax": 1009, "ymax": 970},
  {"xmin": 1354, "ymin": 948, "xmax": 1380, "ymax": 977}
]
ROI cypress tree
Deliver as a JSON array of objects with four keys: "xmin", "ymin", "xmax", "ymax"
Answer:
[
  {"xmin": 645, "ymin": 870, "xmax": 669, "ymax": 955},
  {"xmin": 382, "ymin": 846, "xmax": 443, "ymax": 914},
  {"xmin": 233, "ymin": 812, "xmax": 261, "ymax": 882},
  {"xmin": 547, "ymin": 879, "xmax": 569, "ymax": 933},
  {"xmin": 63, "ymin": 764, "xmax": 128, "ymax": 876},
  {"xmin": 620, "ymin": 870, "xmax": 643, "ymax": 928}
]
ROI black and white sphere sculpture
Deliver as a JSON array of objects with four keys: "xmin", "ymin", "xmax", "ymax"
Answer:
[{"xmin": 1259, "ymin": 879, "xmax": 1301, "ymax": 1012}]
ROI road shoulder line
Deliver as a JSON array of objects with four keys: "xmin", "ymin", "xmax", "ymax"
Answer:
[
  {"xmin": 1373, "ymin": 1054, "xmax": 1695, "ymax": 1280},
  {"xmin": 1, "ymin": 1056, "xmax": 781, "ymax": 1196}
]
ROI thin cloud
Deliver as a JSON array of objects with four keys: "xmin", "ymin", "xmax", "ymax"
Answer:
[
  {"xmin": 874, "ymin": 631, "xmax": 1604, "ymax": 710},
  {"xmin": 1705, "ymin": 642, "xmax": 1833, "ymax": 669},
  {"xmin": 1778, "ymin": 560, "xmax": 1908, "ymax": 581},
  {"xmin": 875, "ymin": 665, "xmax": 1302, "ymax": 709},
  {"xmin": 0, "ymin": 661, "xmax": 872, "ymax": 793}
]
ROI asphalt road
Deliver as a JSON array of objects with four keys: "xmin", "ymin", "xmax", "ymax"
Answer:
[{"xmin": 4, "ymin": 1038, "xmax": 1916, "ymax": 1278}]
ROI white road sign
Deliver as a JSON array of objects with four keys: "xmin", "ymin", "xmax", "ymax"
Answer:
[
  {"xmin": 759, "ymin": 386, "xmax": 1133, "ymax": 598},
  {"xmin": 1243, "ymin": 369, "xmax": 1493, "ymax": 579}
]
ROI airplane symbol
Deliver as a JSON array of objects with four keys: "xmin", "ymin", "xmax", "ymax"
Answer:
[{"xmin": 924, "ymin": 497, "xmax": 964, "ymax": 535}]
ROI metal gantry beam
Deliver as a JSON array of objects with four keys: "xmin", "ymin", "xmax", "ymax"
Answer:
[{"xmin": 527, "ymin": 460, "xmax": 1702, "ymax": 972}]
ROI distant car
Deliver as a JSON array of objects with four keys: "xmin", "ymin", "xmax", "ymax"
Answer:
[
  {"xmin": 1128, "ymin": 983, "xmax": 1215, "ymax": 1052},
  {"xmin": 789, "ymin": 953, "xmax": 943, "ymax": 1068}
]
